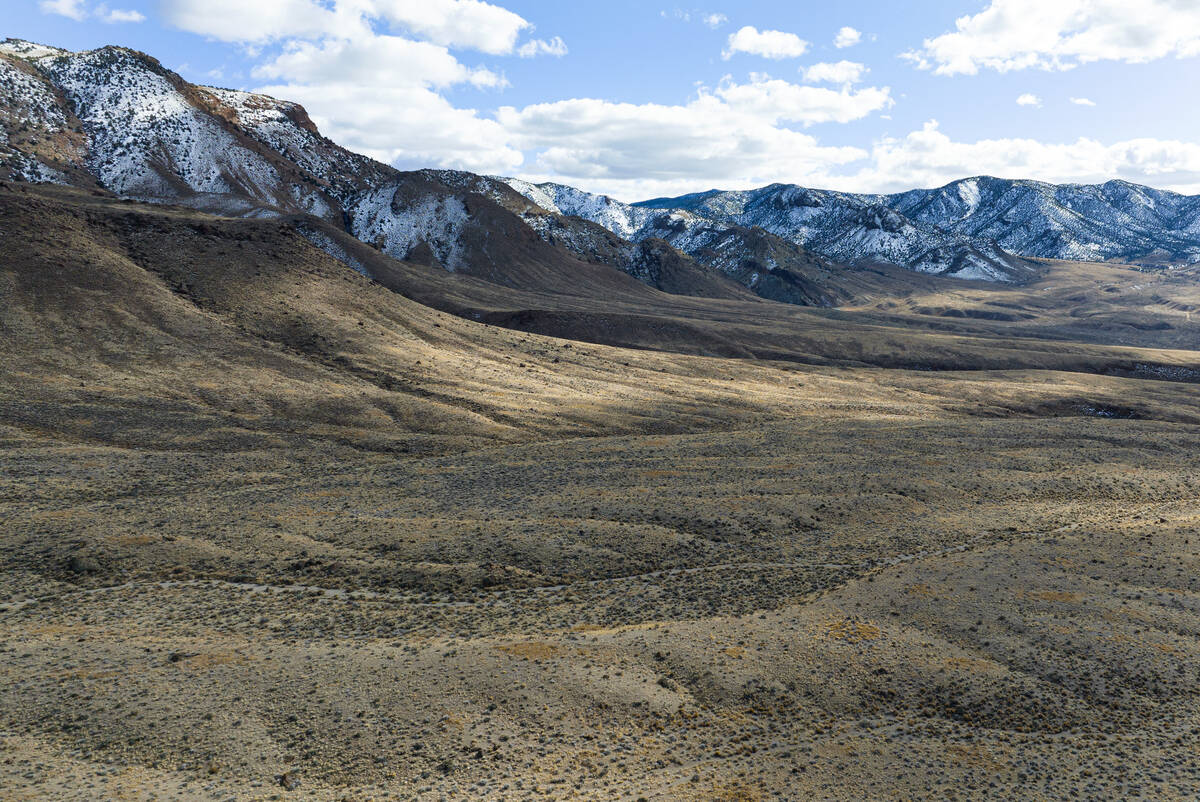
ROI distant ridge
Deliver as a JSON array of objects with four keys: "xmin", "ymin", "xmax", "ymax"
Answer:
[{"xmin": 5, "ymin": 37, "xmax": 1199, "ymax": 294}]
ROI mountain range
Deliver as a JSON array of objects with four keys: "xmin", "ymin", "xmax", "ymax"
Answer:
[{"xmin": 3, "ymin": 37, "xmax": 1200, "ymax": 308}]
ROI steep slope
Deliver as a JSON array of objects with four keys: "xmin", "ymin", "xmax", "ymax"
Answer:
[
  {"xmin": 0, "ymin": 181, "xmax": 831, "ymax": 452},
  {"xmin": 0, "ymin": 39, "xmax": 750, "ymax": 304}
]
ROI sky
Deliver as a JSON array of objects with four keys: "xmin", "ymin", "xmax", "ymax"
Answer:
[{"xmin": 9, "ymin": 0, "xmax": 1200, "ymax": 201}]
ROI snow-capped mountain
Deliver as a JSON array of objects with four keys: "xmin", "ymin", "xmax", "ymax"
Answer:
[
  {"xmin": 502, "ymin": 179, "xmax": 1034, "ymax": 282},
  {"xmin": 0, "ymin": 39, "xmax": 756, "ymax": 300},
  {"xmin": 503, "ymin": 171, "xmax": 1200, "ymax": 281},
  {"xmin": 508, "ymin": 175, "xmax": 1200, "ymax": 282},
  {"xmin": 887, "ymin": 176, "xmax": 1200, "ymax": 266},
  {"xmin": 5, "ymin": 36, "xmax": 1198, "ymax": 302}
]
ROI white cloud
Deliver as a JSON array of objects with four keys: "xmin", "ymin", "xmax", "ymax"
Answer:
[
  {"xmin": 39, "ymin": 0, "xmax": 145, "ymax": 24},
  {"xmin": 1016, "ymin": 93, "xmax": 1042, "ymax": 107},
  {"xmin": 802, "ymin": 61, "xmax": 867, "ymax": 85},
  {"xmin": 161, "ymin": 0, "xmax": 355, "ymax": 42},
  {"xmin": 162, "ymin": 0, "xmax": 537, "ymax": 54},
  {"xmin": 723, "ymin": 26, "xmax": 809, "ymax": 60},
  {"xmin": 516, "ymin": 36, "xmax": 568, "ymax": 59},
  {"xmin": 369, "ymin": 0, "xmax": 530, "ymax": 55},
  {"xmin": 831, "ymin": 121, "xmax": 1200, "ymax": 195},
  {"xmin": 713, "ymin": 76, "xmax": 891, "ymax": 124},
  {"xmin": 261, "ymin": 82, "xmax": 522, "ymax": 173},
  {"xmin": 493, "ymin": 75, "xmax": 894, "ymax": 199},
  {"xmin": 1070, "ymin": 97, "xmax": 1097, "ymax": 106},
  {"xmin": 904, "ymin": 0, "xmax": 1200, "ymax": 75},
  {"xmin": 834, "ymin": 26, "xmax": 861, "ymax": 49},
  {"xmin": 100, "ymin": 7, "xmax": 145, "ymax": 23},
  {"xmin": 253, "ymin": 35, "xmax": 506, "ymax": 90},
  {"xmin": 703, "ymin": 13, "xmax": 728, "ymax": 29},
  {"xmin": 38, "ymin": 0, "xmax": 87, "ymax": 20},
  {"xmin": 212, "ymin": 2, "xmax": 533, "ymax": 172}
]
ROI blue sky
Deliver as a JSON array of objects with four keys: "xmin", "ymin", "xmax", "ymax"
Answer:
[{"xmin": 9, "ymin": 0, "xmax": 1200, "ymax": 200}]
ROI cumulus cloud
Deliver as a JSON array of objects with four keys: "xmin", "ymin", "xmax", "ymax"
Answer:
[
  {"xmin": 834, "ymin": 26, "xmax": 861, "ymax": 49},
  {"xmin": 252, "ymin": 35, "xmax": 506, "ymax": 90},
  {"xmin": 100, "ymin": 7, "xmax": 146, "ymax": 23},
  {"xmin": 516, "ymin": 37, "xmax": 568, "ymax": 59},
  {"xmin": 492, "ymin": 75, "xmax": 894, "ymax": 199},
  {"xmin": 1070, "ymin": 97, "xmax": 1097, "ymax": 106},
  {"xmin": 247, "ymin": 28, "xmax": 515, "ymax": 170},
  {"xmin": 158, "ymin": 0, "xmax": 567, "ymax": 173},
  {"xmin": 1016, "ymin": 93, "xmax": 1042, "ymax": 107},
  {"xmin": 723, "ymin": 26, "xmax": 809, "ymax": 60},
  {"xmin": 369, "ymin": 0, "xmax": 530, "ymax": 55},
  {"xmin": 262, "ymin": 82, "xmax": 523, "ymax": 173},
  {"xmin": 714, "ymin": 76, "xmax": 891, "ymax": 124},
  {"xmin": 835, "ymin": 121, "xmax": 1200, "ymax": 195},
  {"xmin": 39, "ymin": 0, "xmax": 87, "ymax": 20},
  {"xmin": 161, "ymin": 0, "xmax": 355, "ymax": 41},
  {"xmin": 703, "ymin": 13, "xmax": 728, "ymax": 29},
  {"xmin": 802, "ymin": 61, "xmax": 868, "ymax": 85},
  {"xmin": 40, "ymin": 0, "xmax": 143, "ymax": 23},
  {"xmin": 497, "ymin": 100, "xmax": 865, "ymax": 199},
  {"xmin": 162, "ymin": 0, "xmax": 535, "ymax": 52},
  {"xmin": 904, "ymin": 0, "xmax": 1200, "ymax": 75}
]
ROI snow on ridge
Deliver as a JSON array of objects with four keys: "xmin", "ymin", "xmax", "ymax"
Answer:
[
  {"xmin": 956, "ymin": 178, "xmax": 981, "ymax": 216},
  {"xmin": 40, "ymin": 47, "xmax": 283, "ymax": 203},
  {"xmin": 506, "ymin": 178, "xmax": 1028, "ymax": 282},
  {"xmin": 350, "ymin": 185, "xmax": 470, "ymax": 270},
  {"xmin": 0, "ymin": 58, "xmax": 69, "ymax": 133},
  {"xmin": 499, "ymin": 177, "xmax": 652, "ymax": 240},
  {"xmin": 0, "ymin": 39, "xmax": 70, "ymax": 61},
  {"xmin": 498, "ymin": 177, "xmax": 562, "ymax": 215}
]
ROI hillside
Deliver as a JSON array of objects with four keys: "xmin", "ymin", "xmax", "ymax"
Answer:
[
  {"xmin": 3, "ymin": 183, "xmax": 1200, "ymax": 800},
  {"xmin": 0, "ymin": 39, "xmax": 757, "ymax": 304}
]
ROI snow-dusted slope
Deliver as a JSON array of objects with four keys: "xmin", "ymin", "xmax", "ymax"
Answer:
[
  {"xmin": 501, "ymin": 178, "xmax": 655, "ymax": 240},
  {"xmin": 888, "ymin": 177, "xmax": 1200, "ymax": 265},
  {"xmin": 0, "ymin": 39, "xmax": 744, "ymax": 298},
  {"xmin": 10, "ymin": 36, "xmax": 1198, "ymax": 299},
  {"xmin": 502, "ymin": 179, "xmax": 1033, "ymax": 282},
  {"xmin": 0, "ymin": 42, "xmax": 541, "ymax": 280},
  {"xmin": 623, "ymin": 177, "xmax": 1200, "ymax": 275}
]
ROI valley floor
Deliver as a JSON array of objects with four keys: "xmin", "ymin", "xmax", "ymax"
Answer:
[{"xmin": 3, "ymin": 402, "xmax": 1200, "ymax": 801}]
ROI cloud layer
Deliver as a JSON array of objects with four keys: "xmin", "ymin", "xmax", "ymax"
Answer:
[
  {"xmin": 119, "ymin": 1, "xmax": 1200, "ymax": 199},
  {"xmin": 905, "ymin": 0, "xmax": 1200, "ymax": 75}
]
